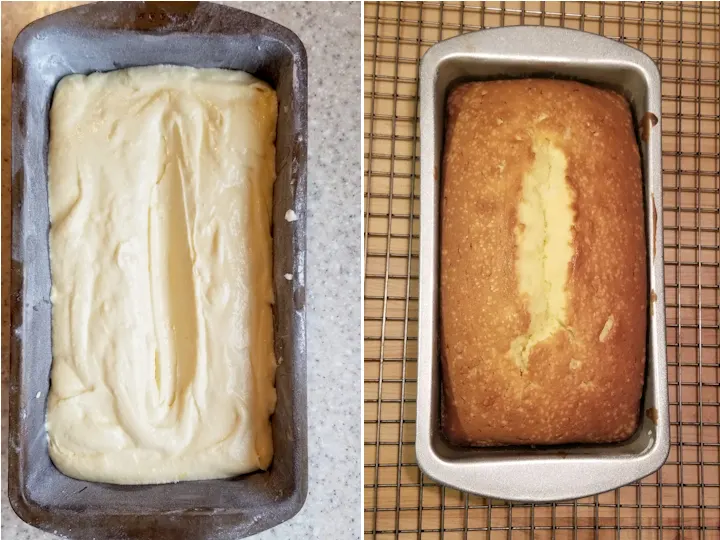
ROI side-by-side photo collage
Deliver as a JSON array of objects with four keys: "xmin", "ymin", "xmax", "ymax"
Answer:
[{"xmin": 1, "ymin": 1, "xmax": 719, "ymax": 539}]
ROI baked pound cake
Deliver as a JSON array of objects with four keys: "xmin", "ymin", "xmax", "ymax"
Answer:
[
  {"xmin": 441, "ymin": 79, "xmax": 647, "ymax": 446},
  {"xmin": 46, "ymin": 66, "xmax": 277, "ymax": 483}
]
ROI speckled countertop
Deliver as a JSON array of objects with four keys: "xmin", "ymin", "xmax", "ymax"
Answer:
[{"xmin": 0, "ymin": 2, "xmax": 360, "ymax": 539}]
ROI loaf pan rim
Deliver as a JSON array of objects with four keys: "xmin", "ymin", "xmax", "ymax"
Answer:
[
  {"xmin": 8, "ymin": 1, "xmax": 308, "ymax": 537},
  {"xmin": 417, "ymin": 25, "xmax": 668, "ymax": 502}
]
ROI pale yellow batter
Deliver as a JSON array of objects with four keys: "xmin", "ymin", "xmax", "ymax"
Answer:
[{"xmin": 46, "ymin": 65, "xmax": 277, "ymax": 484}]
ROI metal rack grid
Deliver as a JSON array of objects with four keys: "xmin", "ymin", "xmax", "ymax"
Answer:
[{"xmin": 363, "ymin": 1, "xmax": 720, "ymax": 537}]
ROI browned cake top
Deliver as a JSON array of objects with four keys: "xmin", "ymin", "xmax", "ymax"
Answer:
[{"xmin": 441, "ymin": 79, "xmax": 647, "ymax": 446}]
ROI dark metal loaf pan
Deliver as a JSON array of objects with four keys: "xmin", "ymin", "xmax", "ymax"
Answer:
[
  {"xmin": 9, "ymin": 2, "xmax": 308, "ymax": 538},
  {"xmin": 417, "ymin": 26, "xmax": 668, "ymax": 502}
]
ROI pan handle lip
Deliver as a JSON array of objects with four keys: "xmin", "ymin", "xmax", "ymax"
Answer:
[
  {"xmin": 420, "ymin": 25, "xmax": 661, "ymax": 82},
  {"xmin": 13, "ymin": 2, "xmax": 309, "ymax": 63},
  {"xmin": 416, "ymin": 435, "xmax": 671, "ymax": 502}
]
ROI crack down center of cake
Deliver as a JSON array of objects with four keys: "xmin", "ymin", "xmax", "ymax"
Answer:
[{"xmin": 510, "ymin": 136, "xmax": 574, "ymax": 371}]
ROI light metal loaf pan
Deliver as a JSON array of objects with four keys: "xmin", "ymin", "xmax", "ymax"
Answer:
[
  {"xmin": 9, "ymin": 2, "xmax": 307, "ymax": 538},
  {"xmin": 417, "ymin": 26, "xmax": 669, "ymax": 502}
]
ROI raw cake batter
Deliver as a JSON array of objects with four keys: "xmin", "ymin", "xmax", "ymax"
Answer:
[{"xmin": 46, "ymin": 65, "xmax": 278, "ymax": 484}]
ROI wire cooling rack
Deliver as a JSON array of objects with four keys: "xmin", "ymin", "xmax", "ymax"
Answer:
[{"xmin": 363, "ymin": 1, "xmax": 720, "ymax": 537}]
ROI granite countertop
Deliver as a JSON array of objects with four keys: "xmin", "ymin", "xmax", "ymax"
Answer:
[{"xmin": 0, "ymin": 2, "xmax": 360, "ymax": 539}]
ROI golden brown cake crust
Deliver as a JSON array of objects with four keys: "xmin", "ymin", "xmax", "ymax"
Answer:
[{"xmin": 440, "ymin": 79, "xmax": 647, "ymax": 446}]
